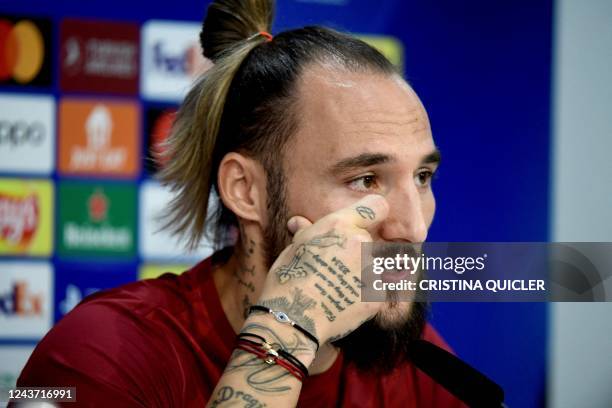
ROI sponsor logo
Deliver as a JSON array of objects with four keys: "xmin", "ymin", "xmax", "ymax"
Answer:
[
  {"xmin": 0, "ymin": 94, "xmax": 55, "ymax": 174},
  {"xmin": 0, "ymin": 261, "xmax": 53, "ymax": 338},
  {"xmin": 141, "ymin": 20, "xmax": 213, "ymax": 102},
  {"xmin": 0, "ymin": 179, "xmax": 53, "ymax": 256},
  {"xmin": 58, "ymin": 182, "xmax": 136, "ymax": 258},
  {"xmin": 59, "ymin": 284, "xmax": 96, "ymax": 316},
  {"xmin": 60, "ymin": 19, "xmax": 139, "ymax": 94},
  {"xmin": 58, "ymin": 98, "xmax": 139, "ymax": 177},
  {"xmin": 54, "ymin": 262, "xmax": 136, "ymax": 320},
  {"xmin": 139, "ymin": 181, "xmax": 214, "ymax": 260},
  {"xmin": 0, "ymin": 16, "xmax": 52, "ymax": 86},
  {"xmin": 0, "ymin": 193, "xmax": 38, "ymax": 246},
  {"xmin": 144, "ymin": 106, "xmax": 177, "ymax": 174},
  {"xmin": 0, "ymin": 281, "xmax": 43, "ymax": 316}
]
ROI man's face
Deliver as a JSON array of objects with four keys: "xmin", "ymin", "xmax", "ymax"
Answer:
[
  {"xmin": 263, "ymin": 64, "xmax": 439, "ymax": 371},
  {"xmin": 289, "ymin": 66, "xmax": 437, "ymax": 303}
]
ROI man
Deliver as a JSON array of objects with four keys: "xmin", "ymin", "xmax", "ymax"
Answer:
[{"xmin": 17, "ymin": 0, "xmax": 464, "ymax": 406}]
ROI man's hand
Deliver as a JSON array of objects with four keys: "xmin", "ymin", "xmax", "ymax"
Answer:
[{"xmin": 256, "ymin": 194, "xmax": 389, "ymax": 347}]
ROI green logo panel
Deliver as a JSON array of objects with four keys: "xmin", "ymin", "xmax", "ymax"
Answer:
[{"xmin": 58, "ymin": 181, "xmax": 136, "ymax": 258}]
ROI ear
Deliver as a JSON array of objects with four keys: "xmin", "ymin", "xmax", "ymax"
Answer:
[{"xmin": 217, "ymin": 152, "xmax": 267, "ymax": 224}]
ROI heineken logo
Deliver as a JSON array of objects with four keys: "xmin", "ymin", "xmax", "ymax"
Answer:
[
  {"xmin": 59, "ymin": 182, "xmax": 136, "ymax": 258},
  {"xmin": 63, "ymin": 223, "xmax": 131, "ymax": 249}
]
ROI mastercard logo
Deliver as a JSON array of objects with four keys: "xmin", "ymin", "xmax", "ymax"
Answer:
[{"xmin": 0, "ymin": 19, "xmax": 45, "ymax": 84}]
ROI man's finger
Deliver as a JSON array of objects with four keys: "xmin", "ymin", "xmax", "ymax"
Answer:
[
  {"xmin": 287, "ymin": 216, "xmax": 313, "ymax": 235},
  {"xmin": 326, "ymin": 194, "xmax": 389, "ymax": 230}
]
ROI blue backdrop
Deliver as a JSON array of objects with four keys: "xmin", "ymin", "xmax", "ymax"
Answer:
[{"xmin": 1, "ymin": 1, "xmax": 551, "ymax": 406}]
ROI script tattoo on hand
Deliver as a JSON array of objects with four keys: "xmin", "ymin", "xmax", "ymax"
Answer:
[
  {"xmin": 302, "ymin": 253, "xmax": 363, "ymax": 325},
  {"xmin": 275, "ymin": 230, "xmax": 346, "ymax": 284},
  {"xmin": 355, "ymin": 205, "xmax": 375, "ymax": 220},
  {"xmin": 226, "ymin": 322, "xmax": 312, "ymax": 393},
  {"xmin": 258, "ymin": 287, "xmax": 317, "ymax": 338},
  {"xmin": 210, "ymin": 385, "xmax": 266, "ymax": 408}
]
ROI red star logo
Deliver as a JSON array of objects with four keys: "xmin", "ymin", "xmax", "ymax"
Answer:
[{"xmin": 88, "ymin": 189, "xmax": 108, "ymax": 222}]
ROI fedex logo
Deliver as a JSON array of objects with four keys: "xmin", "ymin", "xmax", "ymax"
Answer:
[
  {"xmin": 152, "ymin": 41, "xmax": 200, "ymax": 75},
  {"xmin": 141, "ymin": 20, "xmax": 212, "ymax": 102},
  {"xmin": 0, "ymin": 261, "xmax": 52, "ymax": 339},
  {"xmin": 0, "ymin": 281, "xmax": 43, "ymax": 316}
]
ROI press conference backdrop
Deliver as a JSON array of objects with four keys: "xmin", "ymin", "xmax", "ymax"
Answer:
[{"xmin": 0, "ymin": 1, "xmax": 607, "ymax": 407}]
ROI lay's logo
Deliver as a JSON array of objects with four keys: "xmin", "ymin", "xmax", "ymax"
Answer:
[
  {"xmin": 0, "ymin": 193, "xmax": 39, "ymax": 248},
  {"xmin": 0, "ymin": 16, "xmax": 52, "ymax": 86},
  {"xmin": 0, "ymin": 179, "xmax": 53, "ymax": 256}
]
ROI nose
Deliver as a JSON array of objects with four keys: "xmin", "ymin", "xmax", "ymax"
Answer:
[{"xmin": 378, "ymin": 185, "xmax": 429, "ymax": 243}]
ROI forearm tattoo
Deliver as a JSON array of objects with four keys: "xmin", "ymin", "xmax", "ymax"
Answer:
[{"xmin": 210, "ymin": 385, "xmax": 267, "ymax": 408}]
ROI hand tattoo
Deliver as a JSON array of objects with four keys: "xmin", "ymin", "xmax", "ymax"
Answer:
[
  {"xmin": 257, "ymin": 287, "xmax": 317, "ymax": 337},
  {"xmin": 275, "ymin": 230, "xmax": 346, "ymax": 284}
]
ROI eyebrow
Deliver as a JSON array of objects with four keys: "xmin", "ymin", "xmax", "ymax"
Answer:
[
  {"xmin": 422, "ymin": 149, "xmax": 442, "ymax": 165},
  {"xmin": 329, "ymin": 149, "xmax": 441, "ymax": 174},
  {"xmin": 330, "ymin": 153, "xmax": 393, "ymax": 174}
]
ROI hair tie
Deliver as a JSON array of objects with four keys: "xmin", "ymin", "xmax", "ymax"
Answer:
[{"xmin": 259, "ymin": 31, "xmax": 273, "ymax": 42}]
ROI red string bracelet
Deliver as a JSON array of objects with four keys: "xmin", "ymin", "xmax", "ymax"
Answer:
[{"xmin": 236, "ymin": 340, "xmax": 305, "ymax": 381}]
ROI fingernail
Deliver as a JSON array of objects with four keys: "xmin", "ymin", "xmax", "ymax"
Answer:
[{"xmin": 287, "ymin": 217, "xmax": 297, "ymax": 233}]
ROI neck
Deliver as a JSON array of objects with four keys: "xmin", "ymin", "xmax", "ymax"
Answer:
[{"xmin": 212, "ymin": 230, "xmax": 338, "ymax": 375}]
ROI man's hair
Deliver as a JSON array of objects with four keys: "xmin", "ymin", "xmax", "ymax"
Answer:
[{"xmin": 159, "ymin": 0, "xmax": 397, "ymax": 249}]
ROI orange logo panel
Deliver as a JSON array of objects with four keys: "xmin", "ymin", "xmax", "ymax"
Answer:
[{"xmin": 59, "ymin": 99, "xmax": 139, "ymax": 177}]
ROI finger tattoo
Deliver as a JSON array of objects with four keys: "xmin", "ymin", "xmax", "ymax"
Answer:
[{"xmin": 356, "ymin": 206, "xmax": 375, "ymax": 220}]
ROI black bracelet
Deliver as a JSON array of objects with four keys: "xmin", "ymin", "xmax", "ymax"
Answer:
[
  {"xmin": 248, "ymin": 305, "xmax": 320, "ymax": 351},
  {"xmin": 277, "ymin": 349, "xmax": 309, "ymax": 378},
  {"xmin": 237, "ymin": 332, "xmax": 267, "ymax": 344}
]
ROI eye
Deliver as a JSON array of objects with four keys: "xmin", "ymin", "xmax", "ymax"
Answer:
[
  {"xmin": 348, "ymin": 174, "xmax": 379, "ymax": 192},
  {"xmin": 415, "ymin": 169, "xmax": 435, "ymax": 188}
]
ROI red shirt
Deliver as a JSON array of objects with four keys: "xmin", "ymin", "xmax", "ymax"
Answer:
[{"xmin": 18, "ymin": 256, "xmax": 465, "ymax": 407}]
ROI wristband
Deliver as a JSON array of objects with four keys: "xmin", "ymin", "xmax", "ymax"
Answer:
[
  {"xmin": 237, "ymin": 332, "xmax": 309, "ymax": 378},
  {"xmin": 235, "ymin": 338, "xmax": 306, "ymax": 381},
  {"xmin": 248, "ymin": 305, "xmax": 320, "ymax": 351}
]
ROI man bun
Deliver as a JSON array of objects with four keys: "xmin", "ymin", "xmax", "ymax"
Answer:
[
  {"xmin": 200, "ymin": 0, "xmax": 274, "ymax": 61},
  {"xmin": 162, "ymin": 0, "xmax": 396, "ymax": 250}
]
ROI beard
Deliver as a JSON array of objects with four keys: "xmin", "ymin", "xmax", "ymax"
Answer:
[
  {"xmin": 261, "ymin": 168, "xmax": 428, "ymax": 374},
  {"xmin": 331, "ymin": 300, "xmax": 427, "ymax": 374}
]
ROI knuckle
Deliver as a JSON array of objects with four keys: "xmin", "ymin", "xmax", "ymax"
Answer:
[{"xmin": 328, "ymin": 215, "xmax": 347, "ymax": 230}]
